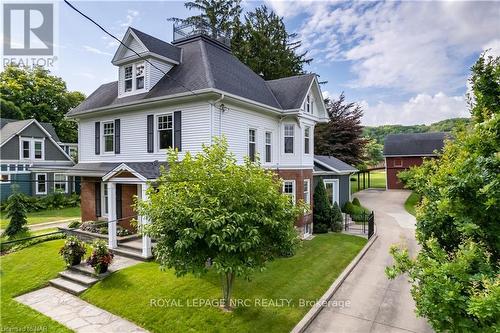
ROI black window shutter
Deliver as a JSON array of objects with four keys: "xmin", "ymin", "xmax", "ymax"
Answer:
[
  {"xmin": 147, "ymin": 115, "xmax": 154, "ymax": 153},
  {"xmin": 114, "ymin": 119, "xmax": 121, "ymax": 154},
  {"xmin": 95, "ymin": 122, "xmax": 100, "ymax": 155},
  {"xmin": 95, "ymin": 183, "xmax": 101, "ymax": 217},
  {"xmin": 116, "ymin": 184, "xmax": 122, "ymax": 221},
  {"xmin": 174, "ymin": 111, "xmax": 182, "ymax": 151}
]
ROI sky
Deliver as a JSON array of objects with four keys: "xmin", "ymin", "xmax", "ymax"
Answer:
[{"xmin": 10, "ymin": 0, "xmax": 500, "ymax": 126}]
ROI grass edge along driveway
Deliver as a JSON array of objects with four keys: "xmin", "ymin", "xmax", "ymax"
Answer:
[
  {"xmin": 82, "ymin": 233, "xmax": 367, "ymax": 333},
  {"xmin": 0, "ymin": 239, "xmax": 72, "ymax": 332}
]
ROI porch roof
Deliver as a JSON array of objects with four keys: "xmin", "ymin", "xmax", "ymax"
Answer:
[
  {"xmin": 66, "ymin": 161, "xmax": 169, "ymax": 179},
  {"xmin": 314, "ymin": 155, "xmax": 358, "ymax": 175}
]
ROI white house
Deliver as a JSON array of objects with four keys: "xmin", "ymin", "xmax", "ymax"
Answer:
[{"xmin": 65, "ymin": 25, "xmax": 329, "ymax": 258}]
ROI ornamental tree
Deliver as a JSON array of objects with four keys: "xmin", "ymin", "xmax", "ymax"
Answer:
[
  {"xmin": 135, "ymin": 138, "xmax": 302, "ymax": 310},
  {"xmin": 3, "ymin": 191, "xmax": 28, "ymax": 238},
  {"xmin": 312, "ymin": 180, "xmax": 331, "ymax": 233}
]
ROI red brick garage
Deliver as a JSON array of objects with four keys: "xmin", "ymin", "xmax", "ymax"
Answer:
[{"xmin": 384, "ymin": 132, "xmax": 449, "ymax": 190}]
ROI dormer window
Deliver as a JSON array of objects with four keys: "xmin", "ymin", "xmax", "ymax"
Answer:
[{"xmin": 123, "ymin": 62, "xmax": 145, "ymax": 94}]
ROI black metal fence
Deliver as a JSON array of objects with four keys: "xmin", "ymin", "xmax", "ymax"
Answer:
[{"xmin": 344, "ymin": 211, "xmax": 375, "ymax": 239}]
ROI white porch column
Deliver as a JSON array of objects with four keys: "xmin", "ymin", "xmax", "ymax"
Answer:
[
  {"xmin": 140, "ymin": 183, "xmax": 152, "ymax": 258},
  {"xmin": 107, "ymin": 182, "xmax": 117, "ymax": 249}
]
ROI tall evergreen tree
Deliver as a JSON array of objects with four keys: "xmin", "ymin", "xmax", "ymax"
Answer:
[
  {"xmin": 3, "ymin": 192, "xmax": 28, "ymax": 237},
  {"xmin": 169, "ymin": 0, "xmax": 242, "ymax": 38},
  {"xmin": 315, "ymin": 93, "xmax": 368, "ymax": 166},
  {"xmin": 233, "ymin": 5, "xmax": 311, "ymax": 80},
  {"xmin": 313, "ymin": 181, "xmax": 332, "ymax": 234}
]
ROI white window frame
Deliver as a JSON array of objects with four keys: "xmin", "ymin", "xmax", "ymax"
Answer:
[
  {"xmin": 265, "ymin": 131, "xmax": 272, "ymax": 163},
  {"xmin": 102, "ymin": 183, "xmax": 109, "ymax": 216},
  {"xmin": 282, "ymin": 180, "xmax": 296, "ymax": 204},
  {"xmin": 248, "ymin": 128, "xmax": 257, "ymax": 162},
  {"xmin": 304, "ymin": 126, "xmax": 311, "ymax": 155},
  {"xmin": 306, "ymin": 94, "xmax": 311, "ymax": 113},
  {"xmin": 35, "ymin": 173, "xmax": 47, "ymax": 195},
  {"xmin": 1, "ymin": 174, "xmax": 11, "ymax": 184},
  {"xmin": 33, "ymin": 139, "xmax": 44, "ymax": 160},
  {"xmin": 304, "ymin": 222, "xmax": 312, "ymax": 236},
  {"xmin": 284, "ymin": 124, "xmax": 295, "ymax": 154},
  {"xmin": 54, "ymin": 173, "xmax": 68, "ymax": 193},
  {"xmin": 394, "ymin": 159, "xmax": 403, "ymax": 167},
  {"xmin": 156, "ymin": 113, "xmax": 174, "ymax": 151},
  {"xmin": 123, "ymin": 62, "xmax": 146, "ymax": 94},
  {"xmin": 19, "ymin": 138, "xmax": 44, "ymax": 160},
  {"xmin": 124, "ymin": 65, "xmax": 133, "ymax": 92},
  {"xmin": 21, "ymin": 139, "xmax": 31, "ymax": 160},
  {"xmin": 102, "ymin": 121, "xmax": 115, "ymax": 154},
  {"xmin": 304, "ymin": 179, "xmax": 311, "ymax": 205},
  {"xmin": 323, "ymin": 179, "xmax": 340, "ymax": 205}
]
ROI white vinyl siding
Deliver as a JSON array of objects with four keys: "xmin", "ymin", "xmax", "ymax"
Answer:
[{"xmin": 79, "ymin": 102, "xmax": 211, "ymax": 162}]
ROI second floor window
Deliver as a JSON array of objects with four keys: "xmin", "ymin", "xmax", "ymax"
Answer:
[
  {"xmin": 284, "ymin": 124, "xmax": 294, "ymax": 154},
  {"xmin": 265, "ymin": 131, "xmax": 272, "ymax": 163},
  {"xmin": 21, "ymin": 139, "xmax": 44, "ymax": 160},
  {"xmin": 124, "ymin": 62, "xmax": 145, "ymax": 93},
  {"xmin": 304, "ymin": 126, "xmax": 311, "ymax": 154},
  {"xmin": 158, "ymin": 114, "xmax": 173, "ymax": 150},
  {"xmin": 248, "ymin": 129, "xmax": 256, "ymax": 162},
  {"xmin": 22, "ymin": 140, "xmax": 30, "ymax": 159},
  {"xmin": 306, "ymin": 95, "xmax": 311, "ymax": 113},
  {"xmin": 103, "ymin": 122, "xmax": 114, "ymax": 153},
  {"xmin": 34, "ymin": 141, "xmax": 43, "ymax": 159}
]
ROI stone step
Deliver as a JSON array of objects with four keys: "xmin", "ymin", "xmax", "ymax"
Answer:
[
  {"xmin": 112, "ymin": 247, "xmax": 151, "ymax": 261},
  {"xmin": 49, "ymin": 277, "xmax": 88, "ymax": 295},
  {"xmin": 69, "ymin": 263, "xmax": 111, "ymax": 279},
  {"xmin": 117, "ymin": 242, "xmax": 142, "ymax": 252},
  {"xmin": 59, "ymin": 270, "xmax": 99, "ymax": 287}
]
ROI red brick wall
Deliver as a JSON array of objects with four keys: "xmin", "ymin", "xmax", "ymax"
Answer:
[
  {"xmin": 120, "ymin": 184, "xmax": 137, "ymax": 232},
  {"xmin": 275, "ymin": 169, "xmax": 313, "ymax": 228},
  {"xmin": 81, "ymin": 177, "xmax": 98, "ymax": 222},
  {"xmin": 386, "ymin": 156, "xmax": 428, "ymax": 189}
]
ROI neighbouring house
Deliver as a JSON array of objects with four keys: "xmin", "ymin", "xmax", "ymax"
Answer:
[
  {"xmin": 0, "ymin": 118, "xmax": 78, "ymax": 202},
  {"xmin": 63, "ymin": 25, "xmax": 331, "ymax": 259},
  {"xmin": 313, "ymin": 155, "xmax": 358, "ymax": 210},
  {"xmin": 383, "ymin": 132, "xmax": 449, "ymax": 189}
]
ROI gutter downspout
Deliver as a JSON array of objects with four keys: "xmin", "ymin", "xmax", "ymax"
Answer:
[{"xmin": 214, "ymin": 93, "xmax": 225, "ymax": 137}]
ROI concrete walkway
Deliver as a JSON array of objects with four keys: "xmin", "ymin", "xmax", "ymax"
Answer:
[
  {"xmin": 306, "ymin": 190, "xmax": 433, "ymax": 333},
  {"xmin": 16, "ymin": 287, "xmax": 147, "ymax": 333}
]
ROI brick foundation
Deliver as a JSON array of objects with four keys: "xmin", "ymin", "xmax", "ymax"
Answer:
[{"xmin": 275, "ymin": 169, "xmax": 314, "ymax": 234}]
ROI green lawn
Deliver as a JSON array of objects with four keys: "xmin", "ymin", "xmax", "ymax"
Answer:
[
  {"xmin": 351, "ymin": 171, "xmax": 386, "ymax": 193},
  {"xmin": 404, "ymin": 192, "xmax": 421, "ymax": 216},
  {"xmin": 82, "ymin": 233, "xmax": 367, "ymax": 333},
  {"xmin": 0, "ymin": 240, "xmax": 72, "ymax": 332},
  {"xmin": 0, "ymin": 206, "xmax": 80, "ymax": 229}
]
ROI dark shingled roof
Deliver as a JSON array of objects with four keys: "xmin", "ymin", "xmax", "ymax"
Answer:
[
  {"xmin": 383, "ymin": 132, "xmax": 449, "ymax": 156},
  {"xmin": 70, "ymin": 162, "xmax": 168, "ymax": 179},
  {"xmin": 68, "ymin": 32, "xmax": 318, "ymax": 116},
  {"xmin": 314, "ymin": 155, "xmax": 358, "ymax": 173},
  {"xmin": 1, "ymin": 118, "xmax": 61, "ymax": 143},
  {"xmin": 130, "ymin": 27, "xmax": 181, "ymax": 63},
  {"xmin": 266, "ymin": 74, "xmax": 315, "ymax": 110}
]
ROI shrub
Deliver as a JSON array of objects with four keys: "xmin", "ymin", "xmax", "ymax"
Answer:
[
  {"xmin": 59, "ymin": 236, "xmax": 86, "ymax": 266},
  {"xmin": 352, "ymin": 197, "xmax": 361, "ymax": 206},
  {"xmin": 0, "ymin": 192, "xmax": 80, "ymax": 212},
  {"xmin": 3, "ymin": 192, "xmax": 28, "ymax": 238},
  {"xmin": 116, "ymin": 226, "xmax": 132, "ymax": 237},
  {"xmin": 331, "ymin": 202, "xmax": 343, "ymax": 232},
  {"xmin": 342, "ymin": 201, "xmax": 356, "ymax": 214},
  {"xmin": 86, "ymin": 239, "xmax": 114, "ymax": 274},
  {"xmin": 313, "ymin": 181, "xmax": 332, "ymax": 234},
  {"xmin": 68, "ymin": 221, "xmax": 81, "ymax": 229}
]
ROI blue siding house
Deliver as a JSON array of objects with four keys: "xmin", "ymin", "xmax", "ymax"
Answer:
[{"xmin": 0, "ymin": 118, "xmax": 77, "ymax": 202}]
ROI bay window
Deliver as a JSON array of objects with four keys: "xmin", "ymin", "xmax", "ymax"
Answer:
[
  {"xmin": 304, "ymin": 126, "xmax": 311, "ymax": 154},
  {"xmin": 284, "ymin": 124, "xmax": 294, "ymax": 154}
]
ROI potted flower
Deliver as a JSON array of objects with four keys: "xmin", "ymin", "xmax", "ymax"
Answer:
[
  {"xmin": 59, "ymin": 236, "xmax": 87, "ymax": 266},
  {"xmin": 86, "ymin": 239, "xmax": 114, "ymax": 274}
]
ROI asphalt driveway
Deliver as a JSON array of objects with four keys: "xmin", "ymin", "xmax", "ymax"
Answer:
[{"xmin": 305, "ymin": 190, "xmax": 433, "ymax": 333}]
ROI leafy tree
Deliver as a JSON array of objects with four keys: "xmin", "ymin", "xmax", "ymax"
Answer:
[
  {"xmin": 169, "ymin": 0, "xmax": 242, "ymax": 39},
  {"xmin": 3, "ymin": 191, "xmax": 28, "ymax": 238},
  {"xmin": 315, "ymin": 93, "xmax": 368, "ymax": 166},
  {"xmin": 330, "ymin": 202, "xmax": 343, "ymax": 232},
  {"xmin": 0, "ymin": 65, "xmax": 85, "ymax": 142},
  {"xmin": 468, "ymin": 53, "xmax": 500, "ymax": 123},
  {"xmin": 362, "ymin": 138, "xmax": 384, "ymax": 167},
  {"xmin": 312, "ymin": 180, "xmax": 331, "ymax": 233},
  {"xmin": 135, "ymin": 138, "xmax": 302, "ymax": 310},
  {"xmin": 232, "ymin": 5, "xmax": 311, "ymax": 80},
  {"xmin": 387, "ymin": 53, "xmax": 500, "ymax": 332}
]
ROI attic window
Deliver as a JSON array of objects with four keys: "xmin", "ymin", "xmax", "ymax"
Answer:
[{"xmin": 123, "ymin": 62, "xmax": 145, "ymax": 94}]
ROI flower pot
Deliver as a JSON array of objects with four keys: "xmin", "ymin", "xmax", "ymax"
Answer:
[
  {"xmin": 96, "ymin": 265, "xmax": 108, "ymax": 274},
  {"xmin": 71, "ymin": 257, "xmax": 82, "ymax": 266}
]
